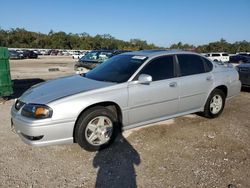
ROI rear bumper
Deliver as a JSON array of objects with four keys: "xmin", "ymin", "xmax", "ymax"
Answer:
[{"xmin": 11, "ymin": 106, "xmax": 75, "ymax": 146}]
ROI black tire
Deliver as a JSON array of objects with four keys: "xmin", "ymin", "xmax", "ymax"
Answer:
[
  {"xmin": 202, "ymin": 89, "xmax": 226, "ymax": 118},
  {"xmin": 74, "ymin": 106, "xmax": 119, "ymax": 151}
]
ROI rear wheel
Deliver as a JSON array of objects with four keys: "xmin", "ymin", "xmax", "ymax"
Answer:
[
  {"xmin": 202, "ymin": 89, "xmax": 226, "ymax": 118},
  {"xmin": 74, "ymin": 106, "xmax": 119, "ymax": 151}
]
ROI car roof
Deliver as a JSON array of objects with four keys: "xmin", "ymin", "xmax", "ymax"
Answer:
[{"xmin": 124, "ymin": 49, "xmax": 199, "ymax": 58}]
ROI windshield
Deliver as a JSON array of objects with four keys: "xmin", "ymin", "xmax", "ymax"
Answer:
[
  {"xmin": 81, "ymin": 51, "xmax": 113, "ymax": 62},
  {"xmin": 85, "ymin": 54, "xmax": 147, "ymax": 83}
]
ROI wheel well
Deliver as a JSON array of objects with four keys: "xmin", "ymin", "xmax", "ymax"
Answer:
[
  {"xmin": 215, "ymin": 85, "xmax": 228, "ymax": 97},
  {"xmin": 73, "ymin": 102, "xmax": 122, "ymax": 142}
]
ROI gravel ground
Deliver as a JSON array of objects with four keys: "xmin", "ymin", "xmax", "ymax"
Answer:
[
  {"xmin": 9, "ymin": 56, "xmax": 75, "ymax": 80},
  {"xmin": 0, "ymin": 56, "xmax": 249, "ymax": 187}
]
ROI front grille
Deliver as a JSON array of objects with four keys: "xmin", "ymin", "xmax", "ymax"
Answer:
[{"xmin": 15, "ymin": 100, "xmax": 25, "ymax": 111}]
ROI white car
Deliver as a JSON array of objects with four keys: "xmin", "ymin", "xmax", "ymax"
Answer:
[
  {"xmin": 206, "ymin": 52, "xmax": 229, "ymax": 62},
  {"xmin": 72, "ymin": 52, "xmax": 86, "ymax": 59}
]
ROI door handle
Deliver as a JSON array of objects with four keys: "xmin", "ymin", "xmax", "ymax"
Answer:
[
  {"xmin": 206, "ymin": 76, "xmax": 213, "ymax": 81},
  {"xmin": 169, "ymin": 82, "xmax": 177, "ymax": 87}
]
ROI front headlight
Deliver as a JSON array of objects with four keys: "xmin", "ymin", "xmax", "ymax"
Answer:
[{"xmin": 21, "ymin": 104, "xmax": 53, "ymax": 119}]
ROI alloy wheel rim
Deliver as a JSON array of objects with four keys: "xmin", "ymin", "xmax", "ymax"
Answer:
[
  {"xmin": 85, "ymin": 116, "xmax": 113, "ymax": 146},
  {"xmin": 210, "ymin": 95, "xmax": 223, "ymax": 114}
]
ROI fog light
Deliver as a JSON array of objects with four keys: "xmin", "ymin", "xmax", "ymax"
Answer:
[{"xmin": 21, "ymin": 133, "xmax": 44, "ymax": 141}]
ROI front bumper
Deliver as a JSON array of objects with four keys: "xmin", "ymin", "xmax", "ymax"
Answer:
[{"xmin": 11, "ymin": 106, "xmax": 75, "ymax": 146}]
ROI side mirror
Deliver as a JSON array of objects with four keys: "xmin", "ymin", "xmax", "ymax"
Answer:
[{"xmin": 138, "ymin": 74, "xmax": 152, "ymax": 84}]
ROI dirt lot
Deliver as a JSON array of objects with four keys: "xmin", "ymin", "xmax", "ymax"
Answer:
[{"xmin": 0, "ymin": 56, "xmax": 249, "ymax": 187}]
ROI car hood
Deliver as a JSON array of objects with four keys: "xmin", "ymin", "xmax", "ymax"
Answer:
[{"xmin": 19, "ymin": 75, "xmax": 115, "ymax": 104}]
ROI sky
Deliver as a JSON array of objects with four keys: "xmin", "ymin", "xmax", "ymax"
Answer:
[{"xmin": 0, "ymin": 0, "xmax": 250, "ymax": 47}]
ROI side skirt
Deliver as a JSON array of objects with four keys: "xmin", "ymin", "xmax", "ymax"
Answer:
[{"xmin": 122, "ymin": 108, "xmax": 203, "ymax": 131}]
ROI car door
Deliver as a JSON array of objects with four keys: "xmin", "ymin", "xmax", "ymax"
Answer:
[
  {"xmin": 128, "ymin": 55, "xmax": 179, "ymax": 125},
  {"xmin": 176, "ymin": 54, "xmax": 214, "ymax": 113}
]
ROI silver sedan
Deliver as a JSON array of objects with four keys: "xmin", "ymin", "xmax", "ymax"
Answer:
[{"xmin": 11, "ymin": 50, "xmax": 241, "ymax": 151}]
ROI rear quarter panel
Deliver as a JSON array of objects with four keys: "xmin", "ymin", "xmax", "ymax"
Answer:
[{"xmin": 211, "ymin": 64, "xmax": 241, "ymax": 99}]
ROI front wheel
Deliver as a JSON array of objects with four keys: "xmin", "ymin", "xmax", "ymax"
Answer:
[
  {"xmin": 202, "ymin": 89, "xmax": 226, "ymax": 118},
  {"xmin": 74, "ymin": 106, "xmax": 119, "ymax": 151}
]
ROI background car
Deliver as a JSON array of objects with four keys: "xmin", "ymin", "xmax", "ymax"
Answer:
[
  {"xmin": 72, "ymin": 51, "xmax": 87, "ymax": 59},
  {"xmin": 236, "ymin": 63, "xmax": 250, "ymax": 87},
  {"xmin": 40, "ymin": 50, "xmax": 50, "ymax": 55},
  {"xmin": 33, "ymin": 50, "xmax": 42, "ymax": 55},
  {"xmin": 75, "ymin": 50, "xmax": 131, "ymax": 72},
  {"xmin": 48, "ymin": 49, "xmax": 59, "ymax": 55},
  {"xmin": 206, "ymin": 52, "xmax": 229, "ymax": 62},
  {"xmin": 237, "ymin": 52, "xmax": 250, "ymax": 56},
  {"xmin": 112, "ymin": 50, "xmax": 131, "ymax": 56},
  {"xmin": 8, "ymin": 50, "xmax": 23, "ymax": 59},
  {"xmin": 229, "ymin": 54, "xmax": 250, "ymax": 66},
  {"xmin": 22, "ymin": 50, "xmax": 38, "ymax": 58}
]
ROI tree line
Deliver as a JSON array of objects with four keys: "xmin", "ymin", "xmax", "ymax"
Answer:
[
  {"xmin": 0, "ymin": 28, "xmax": 158, "ymax": 50},
  {"xmin": 0, "ymin": 28, "xmax": 249, "ymax": 53},
  {"xmin": 170, "ymin": 39, "xmax": 250, "ymax": 54}
]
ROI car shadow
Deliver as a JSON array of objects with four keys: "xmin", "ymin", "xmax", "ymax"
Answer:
[
  {"xmin": 93, "ymin": 134, "xmax": 141, "ymax": 188},
  {"xmin": 241, "ymin": 87, "xmax": 250, "ymax": 93},
  {"xmin": 9, "ymin": 78, "xmax": 45, "ymax": 99}
]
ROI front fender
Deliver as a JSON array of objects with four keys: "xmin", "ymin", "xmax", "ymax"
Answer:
[{"xmin": 48, "ymin": 83, "xmax": 129, "ymax": 125}]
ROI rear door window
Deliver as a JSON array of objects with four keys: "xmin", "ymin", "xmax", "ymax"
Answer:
[
  {"xmin": 202, "ymin": 57, "xmax": 213, "ymax": 72},
  {"xmin": 177, "ymin": 54, "xmax": 206, "ymax": 76}
]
